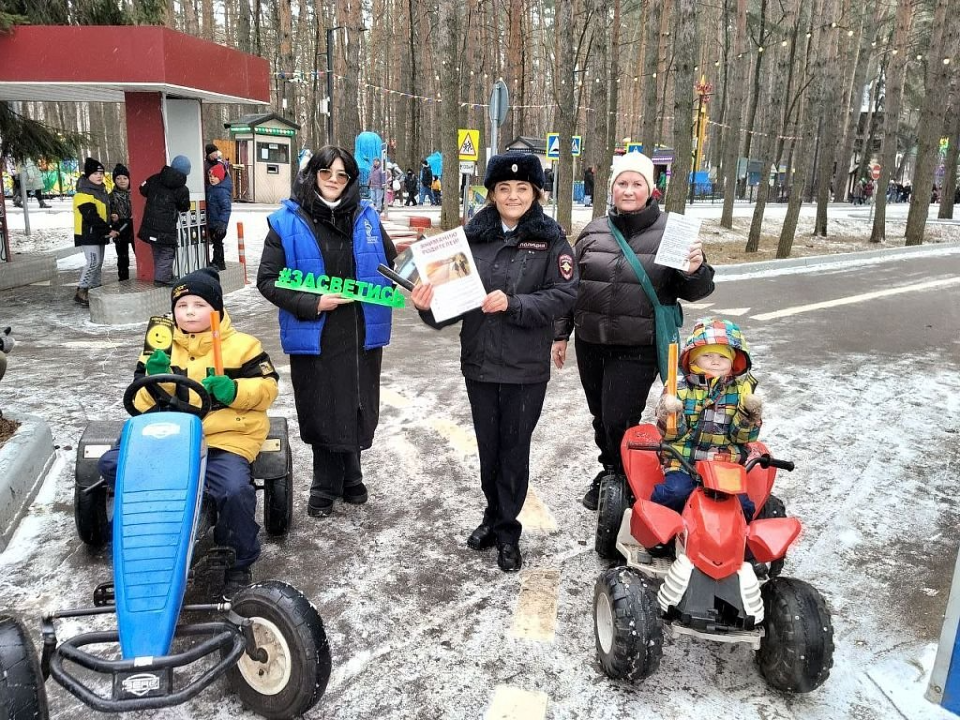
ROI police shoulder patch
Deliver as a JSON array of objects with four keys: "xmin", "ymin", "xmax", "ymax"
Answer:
[{"xmin": 558, "ymin": 253, "xmax": 574, "ymax": 281}]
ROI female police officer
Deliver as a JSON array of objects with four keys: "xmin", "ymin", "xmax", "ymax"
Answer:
[{"xmin": 412, "ymin": 153, "xmax": 577, "ymax": 572}]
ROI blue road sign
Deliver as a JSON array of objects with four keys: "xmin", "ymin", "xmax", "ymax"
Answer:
[
  {"xmin": 572, "ymin": 136, "xmax": 583, "ymax": 157},
  {"xmin": 546, "ymin": 133, "xmax": 560, "ymax": 159}
]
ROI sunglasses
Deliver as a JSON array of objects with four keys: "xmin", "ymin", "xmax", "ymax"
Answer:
[{"xmin": 318, "ymin": 168, "xmax": 351, "ymax": 185}]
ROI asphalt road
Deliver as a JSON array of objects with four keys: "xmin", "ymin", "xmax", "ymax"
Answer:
[{"xmin": 1, "ymin": 247, "xmax": 959, "ymax": 719}]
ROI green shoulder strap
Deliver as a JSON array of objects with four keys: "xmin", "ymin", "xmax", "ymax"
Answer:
[{"xmin": 607, "ymin": 217, "xmax": 663, "ymax": 310}]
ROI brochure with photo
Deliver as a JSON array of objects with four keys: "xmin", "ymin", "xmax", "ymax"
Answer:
[
  {"xmin": 409, "ymin": 227, "xmax": 487, "ymax": 322},
  {"xmin": 392, "ymin": 248, "xmax": 421, "ymax": 287}
]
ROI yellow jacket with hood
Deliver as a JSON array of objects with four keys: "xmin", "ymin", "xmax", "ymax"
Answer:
[{"xmin": 134, "ymin": 311, "xmax": 279, "ymax": 462}]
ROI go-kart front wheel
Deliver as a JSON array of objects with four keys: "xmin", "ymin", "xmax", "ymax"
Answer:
[
  {"xmin": 757, "ymin": 577, "xmax": 834, "ymax": 692},
  {"xmin": 227, "ymin": 581, "xmax": 331, "ymax": 719},
  {"xmin": 595, "ymin": 475, "xmax": 629, "ymax": 560},
  {"xmin": 0, "ymin": 614, "xmax": 49, "ymax": 720},
  {"xmin": 593, "ymin": 567, "xmax": 662, "ymax": 682}
]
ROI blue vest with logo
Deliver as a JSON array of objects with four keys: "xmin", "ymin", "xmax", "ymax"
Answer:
[{"xmin": 268, "ymin": 199, "xmax": 392, "ymax": 355}]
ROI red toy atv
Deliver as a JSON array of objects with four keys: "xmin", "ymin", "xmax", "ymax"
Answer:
[{"xmin": 592, "ymin": 423, "xmax": 834, "ymax": 693}]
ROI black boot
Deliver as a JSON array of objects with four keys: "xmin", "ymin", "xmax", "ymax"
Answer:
[
  {"xmin": 211, "ymin": 245, "xmax": 226, "ymax": 271},
  {"xmin": 582, "ymin": 465, "xmax": 615, "ymax": 510}
]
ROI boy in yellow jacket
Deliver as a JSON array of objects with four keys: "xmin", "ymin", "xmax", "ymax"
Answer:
[{"xmin": 98, "ymin": 268, "xmax": 279, "ymax": 597}]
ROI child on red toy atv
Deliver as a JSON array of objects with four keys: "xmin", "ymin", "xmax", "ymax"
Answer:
[
  {"xmin": 652, "ymin": 317, "xmax": 762, "ymax": 522},
  {"xmin": 591, "ymin": 317, "xmax": 834, "ymax": 693}
]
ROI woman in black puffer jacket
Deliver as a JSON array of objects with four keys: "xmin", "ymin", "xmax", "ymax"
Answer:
[{"xmin": 553, "ymin": 152, "xmax": 715, "ymax": 510}]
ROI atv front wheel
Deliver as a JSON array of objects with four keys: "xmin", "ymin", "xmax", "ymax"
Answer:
[
  {"xmin": 0, "ymin": 614, "xmax": 49, "ymax": 720},
  {"xmin": 593, "ymin": 567, "xmax": 662, "ymax": 682},
  {"xmin": 263, "ymin": 451, "xmax": 294, "ymax": 537},
  {"xmin": 595, "ymin": 475, "xmax": 629, "ymax": 560},
  {"xmin": 227, "ymin": 581, "xmax": 332, "ymax": 719},
  {"xmin": 757, "ymin": 577, "xmax": 834, "ymax": 692}
]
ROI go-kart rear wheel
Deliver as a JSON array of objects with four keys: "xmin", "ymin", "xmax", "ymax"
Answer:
[
  {"xmin": 0, "ymin": 614, "xmax": 49, "ymax": 720},
  {"xmin": 756, "ymin": 495, "xmax": 786, "ymax": 578},
  {"xmin": 227, "ymin": 581, "xmax": 331, "ymax": 719},
  {"xmin": 595, "ymin": 475, "xmax": 629, "ymax": 560},
  {"xmin": 593, "ymin": 567, "xmax": 662, "ymax": 682},
  {"xmin": 757, "ymin": 577, "xmax": 834, "ymax": 692},
  {"xmin": 263, "ymin": 451, "xmax": 293, "ymax": 537},
  {"xmin": 74, "ymin": 483, "xmax": 108, "ymax": 548}
]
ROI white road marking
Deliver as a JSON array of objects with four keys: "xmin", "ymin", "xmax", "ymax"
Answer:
[
  {"xmin": 712, "ymin": 307, "xmax": 751, "ymax": 316},
  {"xmin": 427, "ymin": 417, "xmax": 478, "ymax": 456},
  {"xmin": 509, "ymin": 568, "xmax": 561, "ymax": 642},
  {"xmin": 517, "ymin": 488, "xmax": 557, "ymax": 532},
  {"xmin": 485, "ymin": 685, "xmax": 548, "ymax": 720},
  {"xmin": 751, "ymin": 277, "xmax": 960, "ymax": 321},
  {"xmin": 381, "ymin": 388, "xmax": 412, "ymax": 408}
]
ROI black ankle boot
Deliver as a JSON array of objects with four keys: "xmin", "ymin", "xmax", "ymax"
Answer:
[{"xmin": 582, "ymin": 465, "xmax": 615, "ymax": 510}]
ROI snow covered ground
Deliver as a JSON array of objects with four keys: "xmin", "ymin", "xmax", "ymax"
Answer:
[{"xmin": 1, "ymin": 199, "xmax": 959, "ymax": 719}]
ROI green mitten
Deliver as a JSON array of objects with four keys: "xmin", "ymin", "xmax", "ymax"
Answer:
[
  {"xmin": 202, "ymin": 368, "xmax": 237, "ymax": 405},
  {"xmin": 145, "ymin": 348, "xmax": 171, "ymax": 375}
]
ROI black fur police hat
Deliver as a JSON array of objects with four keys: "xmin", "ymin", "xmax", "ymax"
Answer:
[
  {"xmin": 484, "ymin": 153, "xmax": 545, "ymax": 191},
  {"xmin": 171, "ymin": 267, "xmax": 223, "ymax": 316}
]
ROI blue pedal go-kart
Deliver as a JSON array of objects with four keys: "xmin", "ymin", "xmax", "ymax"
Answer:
[{"xmin": 0, "ymin": 374, "xmax": 331, "ymax": 720}]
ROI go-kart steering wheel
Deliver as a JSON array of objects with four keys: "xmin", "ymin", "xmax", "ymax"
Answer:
[{"xmin": 122, "ymin": 373, "xmax": 212, "ymax": 418}]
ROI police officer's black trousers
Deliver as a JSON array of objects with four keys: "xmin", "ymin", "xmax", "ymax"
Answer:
[
  {"xmin": 575, "ymin": 337, "xmax": 659, "ymax": 473},
  {"xmin": 310, "ymin": 445, "xmax": 363, "ymax": 503},
  {"xmin": 465, "ymin": 379, "xmax": 547, "ymax": 546}
]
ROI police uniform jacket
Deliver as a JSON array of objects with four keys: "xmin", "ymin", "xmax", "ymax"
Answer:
[
  {"xmin": 133, "ymin": 311, "xmax": 280, "ymax": 463},
  {"xmin": 554, "ymin": 200, "xmax": 715, "ymax": 347},
  {"xmin": 421, "ymin": 203, "xmax": 578, "ymax": 384}
]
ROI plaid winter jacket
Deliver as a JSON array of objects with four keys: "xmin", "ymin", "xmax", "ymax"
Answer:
[{"xmin": 657, "ymin": 318, "xmax": 760, "ymax": 472}]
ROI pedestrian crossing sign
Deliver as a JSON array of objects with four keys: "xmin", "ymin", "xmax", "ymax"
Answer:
[
  {"xmin": 458, "ymin": 129, "xmax": 480, "ymax": 161},
  {"xmin": 572, "ymin": 135, "xmax": 583, "ymax": 156},
  {"xmin": 626, "ymin": 142, "xmax": 644, "ymax": 154},
  {"xmin": 546, "ymin": 133, "xmax": 560, "ymax": 158}
]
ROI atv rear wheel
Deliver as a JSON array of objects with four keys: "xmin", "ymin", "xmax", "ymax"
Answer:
[
  {"xmin": 263, "ymin": 451, "xmax": 293, "ymax": 537},
  {"xmin": 227, "ymin": 581, "xmax": 331, "ymax": 719},
  {"xmin": 595, "ymin": 475, "xmax": 629, "ymax": 560},
  {"xmin": 757, "ymin": 577, "xmax": 834, "ymax": 692},
  {"xmin": 755, "ymin": 495, "xmax": 786, "ymax": 578},
  {"xmin": 593, "ymin": 567, "xmax": 662, "ymax": 682},
  {"xmin": 74, "ymin": 483, "xmax": 109, "ymax": 548},
  {"xmin": 0, "ymin": 614, "xmax": 49, "ymax": 720}
]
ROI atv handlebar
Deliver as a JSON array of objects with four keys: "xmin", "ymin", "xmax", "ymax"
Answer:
[{"xmin": 627, "ymin": 442, "xmax": 795, "ymax": 476}]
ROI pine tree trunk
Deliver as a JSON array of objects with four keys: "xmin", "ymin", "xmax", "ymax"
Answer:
[
  {"xmin": 638, "ymin": 0, "xmax": 662, "ymax": 155},
  {"xmin": 554, "ymin": 0, "xmax": 576, "ymax": 234},
  {"xmin": 720, "ymin": 0, "xmax": 747, "ymax": 228},
  {"xmin": 664, "ymin": 0, "xmax": 697, "ymax": 213},
  {"xmin": 738, "ymin": 0, "xmax": 766, "ymax": 198},
  {"xmin": 905, "ymin": 0, "xmax": 957, "ymax": 246},
  {"xmin": 438, "ymin": 0, "xmax": 460, "ymax": 229},
  {"xmin": 870, "ymin": 2, "xmax": 911, "ymax": 243},
  {"xmin": 813, "ymin": 0, "xmax": 840, "ymax": 237}
]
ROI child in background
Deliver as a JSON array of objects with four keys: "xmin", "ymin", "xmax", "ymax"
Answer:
[
  {"xmin": 138, "ymin": 155, "xmax": 191, "ymax": 286},
  {"xmin": 73, "ymin": 157, "xmax": 118, "ymax": 306},
  {"xmin": 109, "ymin": 164, "xmax": 134, "ymax": 281},
  {"xmin": 205, "ymin": 163, "xmax": 232, "ymax": 271},
  {"xmin": 654, "ymin": 318, "xmax": 763, "ymax": 519},
  {"xmin": 97, "ymin": 268, "xmax": 280, "ymax": 598}
]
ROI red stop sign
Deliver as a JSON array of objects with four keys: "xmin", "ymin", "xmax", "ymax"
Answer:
[{"xmin": 871, "ymin": 164, "xmax": 881, "ymax": 180}]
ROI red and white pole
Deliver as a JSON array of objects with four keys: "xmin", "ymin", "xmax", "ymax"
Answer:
[{"xmin": 237, "ymin": 222, "xmax": 248, "ymax": 285}]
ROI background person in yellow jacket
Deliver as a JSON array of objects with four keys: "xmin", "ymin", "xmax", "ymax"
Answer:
[
  {"xmin": 97, "ymin": 268, "xmax": 280, "ymax": 598},
  {"xmin": 72, "ymin": 158, "xmax": 118, "ymax": 306}
]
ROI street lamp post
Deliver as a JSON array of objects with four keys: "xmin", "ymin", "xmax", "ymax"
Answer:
[
  {"xmin": 690, "ymin": 75, "xmax": 713, "ymax": 204},
  {"xmin": 325, "ymin": 25, "xmax": 343, "ymax": 144}
]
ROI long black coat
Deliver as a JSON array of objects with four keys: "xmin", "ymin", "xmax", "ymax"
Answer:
[
  {"xmin": 137, "ymin": 166, "xmax": 190, "ymax": 246},
  {"xmin": 257, "ymin": 182, "xmax": 397, "ymax": 452}
]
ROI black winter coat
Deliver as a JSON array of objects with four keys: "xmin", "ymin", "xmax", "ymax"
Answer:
[
  {"xmin": 137, "ymin": 166, "xmax": 191, "ymax": 246},
  {"xmin": 421, "ymin": 203, "xmax": 578, "ymax": 384},
  {"xmin": 257, "ymin": 182, "xmax": 397, "ymax": 451},
  {"xmin": 555, "ymin": 201, "xmax": 715, "ymax": 347}
]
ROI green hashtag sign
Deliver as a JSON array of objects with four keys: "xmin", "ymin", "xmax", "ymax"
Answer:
[{"xmin": 274, "ymin": 268, "xmax": 405, "ymax": 308}]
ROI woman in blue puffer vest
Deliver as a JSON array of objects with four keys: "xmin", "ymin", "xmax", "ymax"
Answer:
[{"xmin": 257, "ymin": 146, "xmax": 397, "ymax": 518}]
